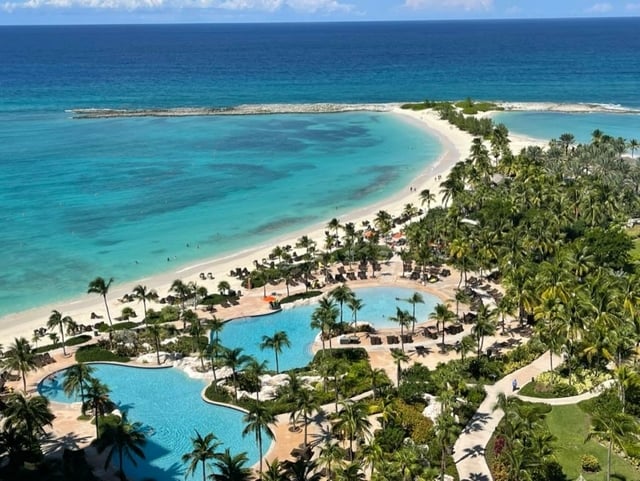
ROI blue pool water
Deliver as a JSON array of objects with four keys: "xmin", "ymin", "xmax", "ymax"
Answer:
[
  {"xmin": 39, "ymin": 363, "xmax": 260, "ymax": 481},
  {"xmin": 39, "ymin": 286, "xmax": 440, "ymax": 480},
  {"xmin": 493, "ymin": 111, "xmax": 640, "ymax": 145},
  {"xmin": 219, "ymin": 286, "xmax": 441, "ymax": 371}
]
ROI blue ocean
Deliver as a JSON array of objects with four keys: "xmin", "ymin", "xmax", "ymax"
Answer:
[{"xmin": 1, "ymin": 18, "xmax": 640, "ymax": 317}]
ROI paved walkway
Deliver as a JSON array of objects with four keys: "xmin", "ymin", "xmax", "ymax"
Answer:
[{"xmin": 452, "ymin": 352, "xmax": 561, "ymax": 481}]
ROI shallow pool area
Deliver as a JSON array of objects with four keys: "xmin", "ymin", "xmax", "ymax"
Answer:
[
  {"xmin": 39, "ymin": 363, "xmax": 261, "ymax": 481},
  {"xmin": 219, "ymin": 286, "xmax": 440, "ymax": 371}
]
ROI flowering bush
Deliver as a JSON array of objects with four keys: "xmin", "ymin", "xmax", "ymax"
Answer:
[
  {"xmin": 581, "ymin": 454, "xmax": 601, "ymax": 472},
  {"xmin": 536, "ymin": 368, "xmax": 611, "ymax": 395}
]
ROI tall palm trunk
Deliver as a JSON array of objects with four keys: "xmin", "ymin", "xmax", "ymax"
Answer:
[{"xmin": 103, "ymin": 295, "xmax": 113, "ymax": 326}]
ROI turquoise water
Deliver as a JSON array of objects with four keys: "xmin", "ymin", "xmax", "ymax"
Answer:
[
  {"xmin": 219, "ymin": 286, "xmax": 440, "ymax": 371},
  {"xmin": 5, "ymin": 19, "xmax": 640, "ymax": 317},
  {"xmin": 493, "ymin": 112, "xmax": 640, "ymax": 144},
  {"xmin": 0, "ymin": 112, "xmax": 439, "ymax": 316},
  {"xmin": 39, "ymin": 363, "xmax": 260, "ymax": 481}
]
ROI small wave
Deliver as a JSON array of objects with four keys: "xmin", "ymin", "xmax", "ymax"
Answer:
[
  {"xmin": 498, "ymin": 101, "xmax": 640, "ymax": 114},
  {"xmin": 68, "ymin": 103, "xmax": 394, "ymax": 119}
]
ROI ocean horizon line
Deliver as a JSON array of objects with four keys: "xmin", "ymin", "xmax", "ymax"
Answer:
[{"xmin": 3, "ymin": 17, "xmax": 640, "ymax": 28}]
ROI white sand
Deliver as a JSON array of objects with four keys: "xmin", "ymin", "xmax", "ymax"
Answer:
[{"xmin": 0, "ymin": 104, "xmax": 543, "ymax": 344}]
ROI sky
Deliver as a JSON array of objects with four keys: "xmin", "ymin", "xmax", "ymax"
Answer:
[{"xmin": 1, "ymin": 0, "xmax": 639, "ymax": 25}]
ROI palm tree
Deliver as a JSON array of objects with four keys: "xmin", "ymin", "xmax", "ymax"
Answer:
[
  {"xmin": 347, "ymin": 296, "xmax": 364, "ymax": 328},
  {"xmin": 242, "ymin": 400, "xmax": 276, "ymax": 475},
  {"xmin": 332, "ymin": 400, "xmax": 372, "ymax": 456},
  {"xmin": 290, "ymin": 387, "xmax": 321, "ymax": 449},
  {"xmin": 206, "ymin": 338, "xmax": 225, "ymax": 384},
  {"xmin": 208, "ymin": 316, "xmax": 225, "ymax": 343},
  {"xmin": 614, "ymin": 365, "xmax": 640, "ymax": 413},
  {"xmin": 455, "ymin": 334, "xmax": 476, "ymax": 362},
  {"xmin": 212, "ymin": 449, "xmax": 252, "ymax": 481},
  {"xmin": 327, "ymin": 217, "xmax": 342, "ymax": 239},
  {"xmin": 87, "ymin": 276, "xmax": 114, "ymax": 326},
  {"xmin": 449, "ymin": 238, "xmax": 471, "ymax": 289},
  {"xmin": 318, "ymin": 441, "xmax": 346, "ymax": 479},
  {"xmin": 452, "ymin": 288, "xmax": 471, "ymax": 320},
  {"xmin": 495, "ymin": 296, "xmax": 516, "ymax": 335},
  {"xmin": 132, "ymin": 284, "xmax": 158, "ymax": 320},
  {"xmin": 3, "ymin": 337, "xmax": 36, "ymax": 392},
  {"xmin": 586, "ymin": 411, "xmax": 640, "ymax": 481},
  {"xmin": 93, "ymin": 412, "xmax": 146, "ymax": 481},
  {"xmin": 472, "ymin": 304, "xmax": 497, "ymax": 357},
  {"xmin": 83, "ymin": 377, "xmax": 113, "ymax": 439},
  {"xmin": 629, "ymin": 138, "xmax": 639, "ymax": 158},
  {"xmin": 3, "ymin": 391, "xmax": 55, "ymax": 453},
  {"xmin": 329, "ymin": 284, "xmax": 355, "ymax": 324},
  {"xmin": 146, "ymin": 319, "xmax": 166, "ymax": 365},
  {"xmin": 282, "ymin": 455, "xmax": 321, "ymax": 481},
  {"xmin": 262, "ymin": 458, "xmax": 286, "ymax": 481},
  {"xmin": 62, "ymin": 362, "xmax": 95, "ymax": 413},
  {"xmin": 390, "ymin": 348, "xmax": 409, "ymax": 386},
  {"xmin": 244, "ymin": 357, "xmax": 268, "ymax": 400},
  {"xmin": 559, "ymin": 133, "xmax": 575, "ymax": 155},
  {"xmin": 405, "ymin": 292, "xmax": 424, "ymax": 334},
  {"xmin": 374, "ymin": 210, "xmax": 393, "ymax": 235},
  {"xmin": 170, "ymin": 278, "xmax": 191, "ymax": 318},
  {"xmin": 429, "ymin": 303, "xmax": 456, "ymax": 353},
  {"xmin": 389, "ymin": 307, "xmax": 412, "ymax": 352},
  {"xmin": 358, "ymin": 437, "xmax": 384, "ymax": 477},
  {"xmin": 260, "ymin": 331, "xmax": 291, "ymax": 374},
  {"xmin": 47, "ymin": 309, "xmax": 76, "ymax": 356},
  {"xmin": 311, "ymin": 297, "xmax": 339, "ymax": 353},
  {"xmin": 419, "ymin": 188, "xmax": 436, "ymax": 211},
  {"xmin": 435, "ymin": 410, "xmax": 460, "ymax": 481},
  {"xmin": 221, "ymin": 347, "xmax": 250, "ymax": 400},
  {"xmin": 217, "ymin": 280, "xmax": 231, "ymax": 296},
  {"xmin": 182, "ymin": 430, "xmax": 220, "ymax": 481}
]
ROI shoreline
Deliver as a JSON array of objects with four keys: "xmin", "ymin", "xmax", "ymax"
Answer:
[{"xmin": 0, "ymin": 104, "xmax": 544, "ymax": 344}]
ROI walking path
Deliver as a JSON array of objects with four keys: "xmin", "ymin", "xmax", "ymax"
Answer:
[
  {"xmin": 452, "ymin": 352, "xmax": 612, "ymax": 481},
  {"xmin": 453, "ymin": 352, "xmax": 559, "ymax": 481}
]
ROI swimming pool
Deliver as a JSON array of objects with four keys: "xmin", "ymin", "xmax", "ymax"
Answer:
[
  {"xmin": 218, "ymin": 286, "xmax": 440, "ymax": 371},
  {"xmin": 38, "ymin": 286, "xmax": 439, "ymax": 480},
  {"xmin": 39, "ymin": 363, "xmax": 261, "ymax": 481}
]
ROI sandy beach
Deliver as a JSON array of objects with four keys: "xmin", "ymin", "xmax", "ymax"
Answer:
[{"xmin": 0, "ymin": 103, "xmax": 543, "ymax": 346}]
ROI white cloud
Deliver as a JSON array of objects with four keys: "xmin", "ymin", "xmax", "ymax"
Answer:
[
  {"xmin": 1, "ymin": 0, "xmax": 353, "ymax": 11},
  {"xmin": 585, "ymin": 2, "xmax": 612, "ymax": 13},
  {"xmin": 404, "ymin": 0, "xmax": 493, "ymax": 11}
]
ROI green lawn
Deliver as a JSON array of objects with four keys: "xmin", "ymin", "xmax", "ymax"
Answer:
[{"xmin": 545, "ymin": 405, "xmax": 639, "ymax": 481}]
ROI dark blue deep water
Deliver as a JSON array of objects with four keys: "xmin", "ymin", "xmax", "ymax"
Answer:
[{"xmin": 2, "ymin": 18, "xmax": 640, "ymax": 112}]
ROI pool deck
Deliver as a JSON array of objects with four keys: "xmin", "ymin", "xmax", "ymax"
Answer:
[{"xmin": 7, "ymin": 254, "xmax": 528, "ymax": 480}]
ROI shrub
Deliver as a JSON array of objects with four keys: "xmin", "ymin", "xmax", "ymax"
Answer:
[
  {"xmin": 204, "ymin": 383, "xmax": 234, "ymax": 404},
  {"xmin": 33, "ymin": 334, "xmax": 92, "ymax": 353},
  {"xmin": 279, "ymin": 290, "xmax": 323, "ymax": 304},
  {"xmin": 311, "ymin": 348, "xmax": 368, "ymax": 364},
  {"xmin": 374, "ymin": 424, "xmax": 405, "ymax": 451},
  {"xmin": 75, "ymin": 345, "xmax": 129, "ymax": 363},
  {"xmin": 581, "ymin": 454, "xmax": 601, "ymax": 472},
  {"xmin": 97, "ymin": 321, "xmax": 139, "ymax": 332},
  {"xmin": 120, "ymin": 307, "xmax": 137, "ymax": 320}
]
